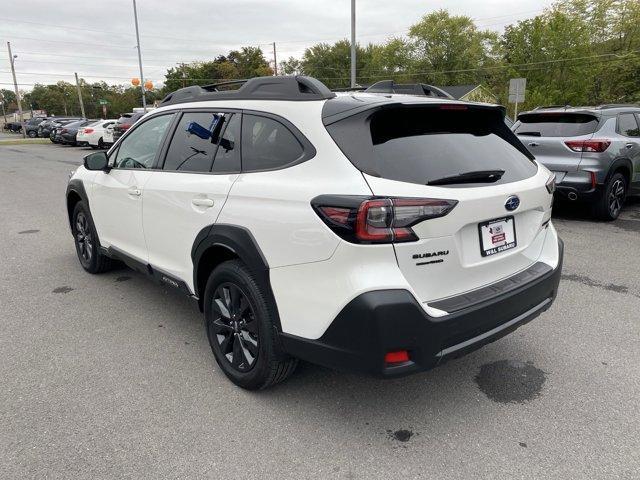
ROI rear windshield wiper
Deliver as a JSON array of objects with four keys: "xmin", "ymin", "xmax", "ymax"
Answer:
[{"xmin": 427, "ymin": 169, "xmax": 505, "ymax": 186}]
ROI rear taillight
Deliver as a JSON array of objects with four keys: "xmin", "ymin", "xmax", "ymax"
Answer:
[
  {"xmin": 83, "ymin": 128, "xmax": 94, "ymax": 134},
  {"xmin": 313, "ymin": 196, "xmax": 457, "ymax": 244},
  {"xmin": 545, "ymin": 174, "xmax": 556, "ymax": 194},
  {"xmin": 61, "ymin": 128, "xmax": 68, "ymax": 134},
  {"xmin": 121, "ymin": 124, "xmax": 131, "ymax": 130},
  {"xmin": 564, "ymin": 139, "xmax": 610, "ymax": 152}
]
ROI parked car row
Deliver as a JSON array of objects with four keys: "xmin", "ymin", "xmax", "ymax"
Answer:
[{"xmin": 42, "ymin": 111, "xmax": 146, "ymax": 148}]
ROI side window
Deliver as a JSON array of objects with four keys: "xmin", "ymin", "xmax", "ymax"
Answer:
[
  {"xmin": 241, "ymin": 114, "xmax": 304, "ymax": 171},
  {"xmin": 618, "ymin": 113, "xmax": 640, "ymax": 137},
  {"xmin": 163, "ymin": 112, "xmax": 224, "ymax": 172},
  {"xmin": 212, "ymin": 113, "xmax": 241, "ymax": 173},
  {"xmin": 113, "ymin": 114, "xmax": 173, "ymax": 169}
]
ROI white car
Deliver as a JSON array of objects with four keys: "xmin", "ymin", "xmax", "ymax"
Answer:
[
  {"xmin": 76, "ymin": 119, "xmax": 117, "ymax": 149},
  {"xmin": 66, "ymin": 76, "xmax": 563, "ymax": 390}
]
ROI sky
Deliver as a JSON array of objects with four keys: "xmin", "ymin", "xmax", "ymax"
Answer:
[{"xmin": 0, "ymin": 0, "xmax": 556, "ymax": 92}]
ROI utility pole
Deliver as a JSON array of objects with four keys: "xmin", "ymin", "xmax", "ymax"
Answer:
[
  {"xmin": 7, "ymin": 42, "xmax": 25, "ymax": 138},
  {"xmin": 350, "ymin": 0, "xmax": 356, "ymax": 88},
  {"xmin": 74, "ymin": 72, "xmax": 86, "ymax": 118},
  {"xmin": 132, "ymin": 0, "xmax": 147, "ymax": 112},
  {"xmin": 273, "ymin": 42, "xmax": 278, "ymax": 76},
  {"xmin": 0, "ymin": 93, "xmax": 6, "ymax": 124}
]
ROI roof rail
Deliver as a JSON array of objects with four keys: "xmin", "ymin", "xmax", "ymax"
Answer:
[
  {"xmin": 159, "ymin": 75, "xmax": 336, "ymax": 106},
  {"xmin": 364, "ymin": 80, "xmax": 454, "ymax": 99},
  {"xmin": 332, "ymin": 86, "xmax": 367, "ymax": 92},
  {"xmin": 595, "ymin": 103, "xmax": 640, "ymax": 109},
  {"xmin": 532, "ymin": 105, "xmax": 573, "ymax": 110}
]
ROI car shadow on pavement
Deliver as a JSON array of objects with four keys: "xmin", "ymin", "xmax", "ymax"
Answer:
[{"xmin": 553, "ymin": 196, "xmax": 640, "ymax": 222}]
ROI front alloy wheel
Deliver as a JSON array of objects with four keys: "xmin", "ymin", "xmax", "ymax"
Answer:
[
  {"xmin": 210, "ymin": 282, "xmax": 259, "ymax": 372},
  {"xmin": 75, "ymin": 212, "xmax": 93, "ymax": 263},
  {"xmin": 608, "ymin": 177, "xmax": 625, "ymax": 219}
]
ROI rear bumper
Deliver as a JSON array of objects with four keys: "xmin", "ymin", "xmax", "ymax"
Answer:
[
  {"xmin": 280, "ymin": 238, "xmax": 564, "ymax": 378},
  {"xmin": 554, "ymin": 170, "xmax": 601, "ymax": 200}
]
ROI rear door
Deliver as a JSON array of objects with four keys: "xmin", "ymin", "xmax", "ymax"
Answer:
[
  {"xmin": 143, "ymin": 110, "xmax": 241, "ymax": 287},
  {"xmin": 513, "ymin": 111, "xmax": 600, "ymax": 182},
  {"xmin": 326, "ymin": 103, "xmax": 553, "ymax": 304}
]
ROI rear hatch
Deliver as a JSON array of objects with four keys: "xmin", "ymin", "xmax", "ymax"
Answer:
[
  {"xmin": 325, "ymin": 102, "xmax": 554, "ymax": 305},
  {"xmin": 513, "ymin": 111, "xmax": 600, "ymax": 182}
]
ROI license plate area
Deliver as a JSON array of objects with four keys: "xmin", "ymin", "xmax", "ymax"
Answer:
[{"xmin": 478, "ymin": 216, "xmax": 516, "ymax": 257}]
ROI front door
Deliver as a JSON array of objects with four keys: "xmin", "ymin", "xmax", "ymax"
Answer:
[{"xmin": 90, "ymin": 113, "xmax": 175, "ymax": 263}]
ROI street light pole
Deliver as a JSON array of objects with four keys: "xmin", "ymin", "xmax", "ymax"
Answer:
[
  {"xmin": 7, "ymin": 42, "xmax": 25, "ymax": 138},
  {"xmin": 350, "ymin": 0, "xmax": 356, "ymax": 88},
  {"xmin": 132, "ymin": 0, "xmax": 147, "ymax": 112}
]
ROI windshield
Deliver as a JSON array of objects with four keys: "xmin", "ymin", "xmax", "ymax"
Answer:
[
  {"xmin": 326, "ymin": 104, "xmax": 537, "ymax": 187},
  {"xmin": 514, "ymin": 112, "xmax": 599, "ymax": 137}
]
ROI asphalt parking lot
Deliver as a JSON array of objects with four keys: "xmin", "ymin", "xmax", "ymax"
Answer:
[{"xmin": 1, "ymin": 144, "xmax": 639, "ymax": 479}]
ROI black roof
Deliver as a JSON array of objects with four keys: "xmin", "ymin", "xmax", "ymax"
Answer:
[{"xmin": 160, "ymin": 75, "xmax": 336, "ymax": 106}]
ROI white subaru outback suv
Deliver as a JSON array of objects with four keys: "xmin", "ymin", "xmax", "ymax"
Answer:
[{"xmin": 66, "ymin": 76, "xmax": 563, "ymax": 389}]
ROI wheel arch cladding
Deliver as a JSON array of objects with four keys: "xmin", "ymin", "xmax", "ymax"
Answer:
[
  {"xmin": 608, "ymin": 158, "xmax": 632, "ymax": 184},
  {"xmin": 66, "ymin": 179, "xmax": 89, "ymax": 231},
  {"xmin": 191, "ymin": 224, "xmax": 281, "ymax": 329}
]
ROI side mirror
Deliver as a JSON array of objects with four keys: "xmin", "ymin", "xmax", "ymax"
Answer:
[{"xmin": 84, "ymin": 151, "xmax": 109, "ymax": 171}]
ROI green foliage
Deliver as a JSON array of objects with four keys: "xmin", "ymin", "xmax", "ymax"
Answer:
[{"xmin": 162, "ymin": 47, "xmax": 272, "ymax": 94}]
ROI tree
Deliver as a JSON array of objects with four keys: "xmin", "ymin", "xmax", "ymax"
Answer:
[
  {"xmin": 279, "ymin": 57, "xmax": 302, "ymax": 75},
  {"xmin": 407, "ymin": 10, "xmax": 498, "ymax": 85}
]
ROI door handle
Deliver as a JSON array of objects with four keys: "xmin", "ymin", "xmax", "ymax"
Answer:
[
  {"xmin": 128, "ymin": 187, "xmax": 141, "ymax": 196},
  {"xmin": 192, "ymin": 197, "xmax": 214, "ymax": 208},
  {"xmin": 528, "ymin": 141, "xmax": 540, "ymax": 147},
  {"xmin": 626, "ymin": 143, "xmax": 634, "ymax": 149}
]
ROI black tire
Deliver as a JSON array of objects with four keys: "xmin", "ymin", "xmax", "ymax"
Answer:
[
  {"xmin": 72, "ymin": 201, "xmax": 113, "ymax": 273},
  {"xmin": 593, "ymin": 172, "xmax": 627, "ymax": 221},
  {"xmin": 27, "ymin": 130, "xmax": 37, "ymax": 138},
  {"xmin": 97, "ymin": 138, "xmax": 104, "ymax": 149},
  {"xmin": 204, "ymin": 260, "xmax": 297, "ymax": 390}
]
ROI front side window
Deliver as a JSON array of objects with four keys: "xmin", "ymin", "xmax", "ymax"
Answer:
[
  {"xmin": 113, "ymin": 114, "xmax": 173, "ymax": 169},
  {"xmin": 241, "ymin": 114, "xmax": 304, "ymax": 171},
  {"xmin": 618, "ymin": 113, "xmax": 640, "ymax": 137},
  {"xmin": 163, "ymin": 112, "xmax": 225, "ymax": 172}
]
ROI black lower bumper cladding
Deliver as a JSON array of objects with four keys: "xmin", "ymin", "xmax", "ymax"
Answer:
[{"xmin": 280, "ymin": 238, "xmax": 564, "ymax": 378}]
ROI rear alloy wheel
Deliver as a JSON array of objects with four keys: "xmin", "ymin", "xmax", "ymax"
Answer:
[
  {"xmin": 27, "ymin": 130, "xmax": 37, "ymax": 138},
  {"xmin": 594, "ymin": 172, "xmax": 626, "ymax": 221},
  {"xmin": 204, "ymin": 260, "xmax": 297, "ymax": 389},
  {"xmin": 211, "ymin": 282, "xmax": 259, "ymax": 372}
]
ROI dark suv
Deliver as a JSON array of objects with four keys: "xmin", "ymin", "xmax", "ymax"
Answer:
[
  {"xmin": 513, "ymin": 105, "xmax": 640, "ymax": 220},
  {"xmin": 25, "ymin": 117, "xmax": 47, "ymax": 138},
  {"xmin": 112, "ymin": 112, "xmax": 145, "ymax": 143}
]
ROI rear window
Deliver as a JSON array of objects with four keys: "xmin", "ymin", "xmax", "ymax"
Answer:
[
  {"xmin": 514, "ymin": 113, "xmax": 599, "ymax": 137},
  {"xmin": 326, "ymin": 105, "xmax": 537, "ymax": 187}
]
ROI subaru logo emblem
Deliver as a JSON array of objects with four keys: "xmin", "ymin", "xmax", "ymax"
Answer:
[{"xmin": 505, "ymin": 195, "xmax": 520, "ymax": 211}]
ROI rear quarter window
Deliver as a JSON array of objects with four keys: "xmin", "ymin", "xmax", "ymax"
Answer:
[
  {"xmin": 326, "ymin": 105, "xmax": 537, "ymax": 187},
  {"xmin": 514, "ymin": 113, "xmax": 599, "ymax": 137},
  {"xmin": 241, "ymin": 114, "xmax": 304, "ymax": 171}
]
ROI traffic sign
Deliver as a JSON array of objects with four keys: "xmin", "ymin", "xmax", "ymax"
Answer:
[{"xmin": 508, "ymin": 78, "xmax": 526, "ymax": 103}]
